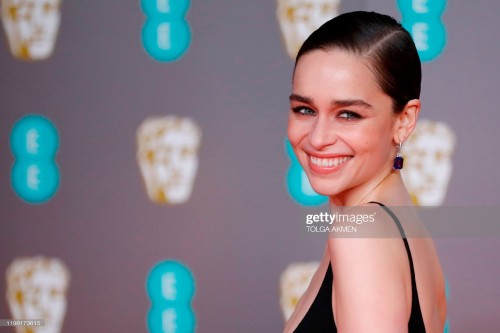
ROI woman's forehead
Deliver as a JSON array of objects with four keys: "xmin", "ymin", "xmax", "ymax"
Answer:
[{"xmin": 292, "ymin": 49, "xmax": 382, "ymax": 102}]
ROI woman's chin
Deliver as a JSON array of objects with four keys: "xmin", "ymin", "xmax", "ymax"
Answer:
[{"xmin": 309, "ymin": 183, "xmax": 339, "ymax": 198}]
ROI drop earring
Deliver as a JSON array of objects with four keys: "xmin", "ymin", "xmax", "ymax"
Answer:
[{"xmin": 393, "ymin": 141, "xmax": 404, "ymax": 170}]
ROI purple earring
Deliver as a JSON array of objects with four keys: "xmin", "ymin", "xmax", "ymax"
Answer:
[{"xmin": 393, "ymin": 142, "xmax": 404, "ymax": 170}]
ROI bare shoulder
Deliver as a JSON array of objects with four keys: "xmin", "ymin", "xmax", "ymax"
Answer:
[
  {"xmin": 327, "ymin": 204, "xmax": 413, "ymax": 332},
  {"xmin": 328, "ymin": 202, "xmax": 447, "ymax": 332}
]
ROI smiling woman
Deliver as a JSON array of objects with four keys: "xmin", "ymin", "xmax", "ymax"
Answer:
[{"xmin": 284, "ymin": 11, "xmax": 447, "ymax": 333}]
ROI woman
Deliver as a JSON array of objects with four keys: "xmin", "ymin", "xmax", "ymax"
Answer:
[{"xmin": 284, "ymin": 11, "xmax": 447, "ymax": 333}]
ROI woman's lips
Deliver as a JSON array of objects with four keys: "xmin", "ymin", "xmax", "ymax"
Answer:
[{"xmin": 308, "ymin": 154, "xmax": 353, "ymax": 174}]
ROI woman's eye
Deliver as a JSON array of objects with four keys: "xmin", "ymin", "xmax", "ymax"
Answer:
[
  {"xmin": 292, "ymin": 106, "xmax": 315, "ymax": 116},
  {"xmin": 338, "ymin": 111, "xmax": 361, "ymax": 119}
]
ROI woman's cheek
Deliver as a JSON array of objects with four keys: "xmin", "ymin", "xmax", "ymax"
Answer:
[{"xmin": 287, "ymin": 120, "xmax": 305, "ymax": 147}]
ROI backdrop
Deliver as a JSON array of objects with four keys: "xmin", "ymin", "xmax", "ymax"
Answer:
[{"xmin": 1, "ymin": 0, "xmax": 499, "ymax": 332}]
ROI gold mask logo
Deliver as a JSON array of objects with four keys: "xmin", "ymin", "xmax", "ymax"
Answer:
[
  {"xmin": 137, "ymin": 116, "xmax": 202, "ymax": 205},
  {"xmin": 402, "ymin": 119, "xmax": 456, "ymax": 206},
  {"xmin": 279, "ymin": 261, "xmax": 319, "ymax": 320},
  {"xmin": 277, "ymin": 0, "xmax": 341, "ymax": 59},
  {"xmin": 6, "ymin": 256, "xmax": 70, "ymax": 333},
  {"xmin": 2, "ymin": 0, "xmax": 62, "ymax": 60}
]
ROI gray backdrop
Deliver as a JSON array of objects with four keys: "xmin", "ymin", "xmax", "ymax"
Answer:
[{"xmin": 1, "ymin": 0, "xmax": 499, "ymax": 332}]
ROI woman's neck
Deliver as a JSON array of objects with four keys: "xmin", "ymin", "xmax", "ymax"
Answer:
[{"xmin": 329, "ymin": 169, "xmax": 405, "ymax": 207}]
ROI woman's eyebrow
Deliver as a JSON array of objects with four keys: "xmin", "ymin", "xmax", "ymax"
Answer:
[
  {"xmin": 331, "ymin": 99, "xmax": 373, "ymax": 109},
  {"xmin": 289, "ymin": 93, "xmax": 313, "ymax": 104},
  {"xmin": 290, "ymin": 94, "xmax": 373, "ymax": 109}
]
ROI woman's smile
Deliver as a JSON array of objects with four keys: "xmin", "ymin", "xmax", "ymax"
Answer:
[{"xmin": 308, "ymin": 154, "xmax": 353, "ymax": 174}]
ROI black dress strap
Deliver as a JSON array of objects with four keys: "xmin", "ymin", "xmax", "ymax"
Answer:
[{"xmin": 369, "ymin": 201, "xmax": 426, "ymax": 332}]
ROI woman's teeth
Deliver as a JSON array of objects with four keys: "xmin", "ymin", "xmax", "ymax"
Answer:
[{"xmin": 310, "ymin": 156, "xmax": 351, "ymax": 167}]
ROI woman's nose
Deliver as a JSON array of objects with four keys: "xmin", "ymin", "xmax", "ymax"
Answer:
[{"xmin": 309, "ymin": 116, "xmax": 336, "ymax": 150}]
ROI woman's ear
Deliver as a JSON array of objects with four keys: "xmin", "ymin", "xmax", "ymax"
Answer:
[{"xmin": 393, "ymin": 99, "xmax": 420, "ymax": 143}]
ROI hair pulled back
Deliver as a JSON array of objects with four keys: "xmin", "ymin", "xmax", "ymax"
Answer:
[{"xmin": 296, "ymin": 11, "xmax": 421, "ymax": 113}]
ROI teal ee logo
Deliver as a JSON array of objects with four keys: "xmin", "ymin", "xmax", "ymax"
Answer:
[
  {"xmin": 285, "ymin": 139, "xmax": 327, "ymax": 206},
  {"xmin": 141, "ymin": 0, "xmax": 191, "ymax": 62},
  {"xmin": 443, "ymin": 278, "xmax": 450, "ymax": 333},
  {"xmin": 146, "ymin": 260, "xmax": 196, "ymax": 333},
  {"xmin": 10, "ymin": 114, "xmax": 60, "ymax": 204},
  {"xmin": 397, "ymin": 0, "xmax": 447, "ymax": 62}
]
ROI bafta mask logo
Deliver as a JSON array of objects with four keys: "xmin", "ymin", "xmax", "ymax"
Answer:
[
  {"xmin": 2, "ymin": 0, "xmax": 62, "ymax": 60},
  {"xmin": 402, "ymin": 119, "xmax": 456, "ymax": 206},
  {"xmin": 279, "ymin": 261, "xmax": 319, "ymax": 320},
  {"xmin": 277, "ymin": 0, "xmax": 341, "ymax": 59},
  {"xmin": 137, "ymin": 116, "xmax": 201, "ymax": 205},
  {"xmin": 6, "ymin": 257, "xmax": 70, "ymax": 333}
]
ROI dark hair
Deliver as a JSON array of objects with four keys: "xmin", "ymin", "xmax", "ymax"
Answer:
[{"xmin": 295, "ymin": 11, "xmax": 421, "ymax": 113}]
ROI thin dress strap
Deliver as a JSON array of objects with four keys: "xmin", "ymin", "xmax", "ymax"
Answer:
[{"xmin": 369, "ymin": 201, "xmax": 426, "ymax": 332}]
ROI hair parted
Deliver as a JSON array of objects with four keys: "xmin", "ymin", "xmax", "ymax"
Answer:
[{"xmin": 295, "ymin": 11, "xmax": 421, "ymax": 113}]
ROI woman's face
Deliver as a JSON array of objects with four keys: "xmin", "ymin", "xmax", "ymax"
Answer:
[{"xmin": 288, "ymin": 49, "xmax": 398, "ymax": 202}]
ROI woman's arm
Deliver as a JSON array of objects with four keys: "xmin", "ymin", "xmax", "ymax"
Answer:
[{"xmin": 328, "ymin": 228, "xmax": 412, "ymax": 332}]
